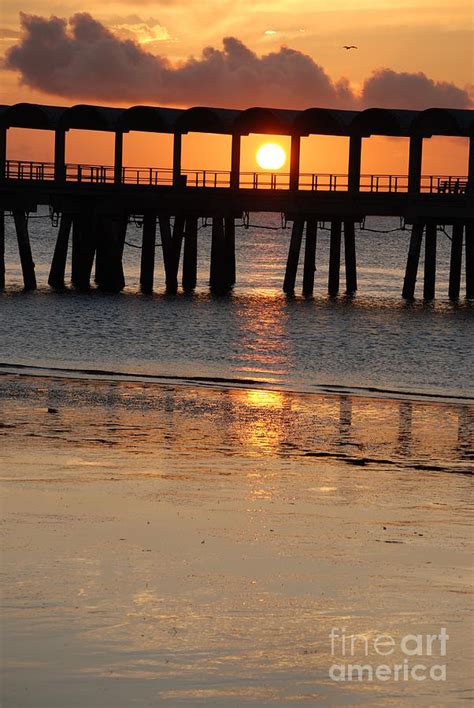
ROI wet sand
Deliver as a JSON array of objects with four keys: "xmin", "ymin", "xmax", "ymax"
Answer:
[{"xmin": 1, "ymin": 374, "xmax": 473, "ymax": 706}]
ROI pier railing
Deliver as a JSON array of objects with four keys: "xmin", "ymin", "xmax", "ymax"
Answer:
[{"xmin": 2, "ymin": 160, "xmax": 468, "ymax": 194}]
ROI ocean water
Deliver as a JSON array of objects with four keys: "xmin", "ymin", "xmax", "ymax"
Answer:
[{"xmin": 1, "ymin": 209, "xmax": 473, "ymax": 400}]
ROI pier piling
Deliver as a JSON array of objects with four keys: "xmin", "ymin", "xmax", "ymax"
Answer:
[
  {"xmin": 95, "ymin": 215, "xmax": 127, "ymax": 292},
  {"xmin": 182, "ymin": 216, "xmax": 198, "ymax": 292},
  {"xmin": 48, "ymin": 213, "xmax": 72, "ymax": 289},
  {"xmin": 448, "ymin": 224, "xmax": 463, "ymax": 300},
  {"xmin": 423, "ymin": 222, "xmax": 437, "ymax": 300},
  {"xmin": 466, "ymin": 222, "xmax": 474, "ymax": 299},
  {"xmin": 283, "ymin": 220, "xmax": 304, "ymax": 294},
  {"xmin": 158, "ymin": 216, "xmax": 176, "ymax": 293},
  {"xmin": 210, "ymin": 217, "xmax": 228, "ymax": 293},
  {"xmin": 13, "ymin": 210, "xmax": 36, "ymax": 290},
  {"xmin": 71, "ymin": 215, "xmax": 96, "ymax": 290},
  {"xmin": 402, "ymin": 223, "xmax": 424, "ymax": 299},
  {"xmin": 328, "ymin": 220, "xmax": 342, "ymax": 296},
  {"xmin": 224, "ymin": 217, "xmax": 236, "ymax": 286},
  {"xmin": 343, "ymin": 221, "xmax": 357, "ymax": 295},
  {"xmin": 0, "ymin": 211, "xmax": 4, "ymax": 290},
  {"xmin": 169, "ymin": 215, "xmax": 185, "ymax": 292},
  {"xmin": 302, "ymin": 220, "xmax": 317, "ymax": 296},
  {"xmin": 140, "ymin": 213, "xmax": 156, "ymax": 293}
]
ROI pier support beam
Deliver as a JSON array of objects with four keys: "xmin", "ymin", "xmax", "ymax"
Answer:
[
  {"xmin": 402, "ymin": 223, "xmax": 424, "ymax": 299},
  {"xmin": 95, "ymin": 215, "xmax": 127, "ymax": 292},
  {"xmin": 13, "ymin": 211, "xmax": 36, "ymax": 290},
  {"xmin": 344, "ymin": 221, "xmax": 357, "ymax": 294},
  {"xmin": 423, "ymin": 222, "xmax": 437, "ymax": 300},
  {"xmin": 0, "ymin": 211, "xmax": 4, "ymax": 289},
  {"xmin": 54, "ymin": 129, "xmax": 66, "ymax": 183},
  {"xmin": 328, "ymin": 220, "xmax": 342, "ymax": 296},
  {"xmin": 289, "ymin": 135, "xmax": 301, "ymax": 191},
  {"xmin": 182, "ymin": 216, "xmax": 198, "ymax": 292},
  {"xmin": 230, "ymin": 134, "xmax": 241, "ymax": 189},
  {"xmin": 348, "ymin": 136, "xmax": 362, "ymax": 193},
  {"xmin": 114, "ymin": 132, "xmax": 123, "ymax": 185},
  {"xmin": 140, "ymin": 213, "xmax": 156, "ymax": 293},
  {"xmin": 48, "ymin": 213, "xmax": 73, "ymax": 289},
  {"xmin": 467, "ymin": 137, "xmax": 474, "ymax": 195},
  {"xmin": 408, "ymin": 136, "xmax": 423, "ymax": 194},
  {"xmin": 302, "ymin": 220, "xmax": 317, "ymax": 296},
  {"xmin": 448, "ymin": 224, "xmax": 463, "ymax": 300},
  {"xmin": 0, "ymin": 127, "xmax": 6, "ymax": 180},
  {"xmin": 283, "ymin": 220, "xmax": 304, "ymax": 294},
  {"xmin": 466, "ymin": 222, "xmax": 474, "ymax": 299},
  {"xmin": 173, "ymin": 134, "xmax": 182, "ymax": 188},
  {"xmin": 71, "ymin": 214, "xmax": 96, "ymax": 290}
]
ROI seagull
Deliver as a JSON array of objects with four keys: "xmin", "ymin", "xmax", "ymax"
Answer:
[{"xmin": 343, "ymin": 45, "xmax": 358, "ymax": 50}]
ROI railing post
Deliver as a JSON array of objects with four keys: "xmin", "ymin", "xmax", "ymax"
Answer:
[
  {"xmin": 54, "ymin": 129, "xmax": 66, "ymax": 182},
  {"xmin": 408, "ymin": 135, "xmax": 423, "ymax": 194},
  {"xmin": 114, "ymin": 131, "xmax": 123, "ymax": 185},
  {"xmin": 348, "ymin": 135, "xmax": 362, "ymax": 192},
  {"xmin": 289, "ymin": 134, "xmax": 300, "ymax": 191},
  {"xmin": 230, "ymin": 133, "xmax": 241, "ymax": 189},
  {"xmin": 173, "ymin": 133, "xmax": 182, "ymax": 187}
]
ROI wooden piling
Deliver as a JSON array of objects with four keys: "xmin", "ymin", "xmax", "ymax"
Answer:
[
  {"xmin": 224, "ymin": 217, "xmax": 236, "ymax": 286},
  {"xmin": 170, "ymin": 215, "xmax": 185, "ymax": 291},
  {"xmin": 402, "ymin": 223, "xmax": 424, "ymax": 299},
  {"xmin": 13, "ymin": 210, "xmax": 36, "ymax": 290},
  {"xmin": 0, "ymin": 211, "xmax": 4, "ymax": 290},
  {"xmin": 423, "ymin": 222, "xmax": 437, "ymax": 300},
  {"xmin": 328, "ymin": 220, "xmax": 342, "ymax": 296},
  {"xmin": 466, "ymin": 221, "xmax": 474, "ymax": 299},
  {"xmin": 210, "ymin": 217, "xmax": 228, "ymax": 293},
  {"xmin": 302, "ymin": 220, "xmax": 317, "ymax": 296},
  {"xmin": 140, "ymin": 213, "xmax": 156, "ymax": 293},
  {"xmin": 343, "ymin": 221, "xmax": 357, "ymax": 295},
  {"xmin": 95, "ymin": 215, "xmax": 127, "ymax": 292},
  {"xmin": 283, "ymin": 219, "xmax": 304, "ymax": 294},
  {"xmin": 71, "ymin": 214, "xmax": 96, "ymax": 290},
  {"xmin": 448, "ymin": 224, "xmax": 463, "ymax": 300},
  {"xmin": 48, "ymin": 213, "xmax": 72, "ymax": 289},
  {"xmin": 158, "ymin": 216, "xmax": 175, "ymax": 293},
  {"xmin": 182, "ymin": 216, "xmax": 198, "ymax": 291}
]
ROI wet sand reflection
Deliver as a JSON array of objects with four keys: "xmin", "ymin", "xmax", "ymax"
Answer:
[{"xmin": 1, "ymin": 374, "xmax": 472, "ymax": 706}]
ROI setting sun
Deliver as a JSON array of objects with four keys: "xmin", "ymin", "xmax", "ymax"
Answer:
[{"xmin": 256, "ymin": 143, "xmax": 286, "ymax": 170}]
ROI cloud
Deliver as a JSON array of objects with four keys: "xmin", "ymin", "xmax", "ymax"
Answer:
[
  {"xmin": 4, "ymin": 12, "xmax": 472, "ymax": 110},
  {"xmin": 361, "ymin": 69, "xmax": 471, "ymax": 110}
]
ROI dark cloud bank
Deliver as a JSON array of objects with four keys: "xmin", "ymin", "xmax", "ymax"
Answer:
[{"xmin": 4, "ymin": 12, "xmax": 472, "ymax": 110}]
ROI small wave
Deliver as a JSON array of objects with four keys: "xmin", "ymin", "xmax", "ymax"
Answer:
[{"xmin": 0, "ymin": 361, "xmax": 472, "ymax": 405}]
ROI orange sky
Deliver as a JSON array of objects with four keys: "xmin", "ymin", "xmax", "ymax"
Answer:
[{"xmin": 1, "ymin": 1, "xmax": 472, "ymax": 174}]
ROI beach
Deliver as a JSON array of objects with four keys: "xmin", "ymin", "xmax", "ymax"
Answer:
[{"xmin": 1, "ymin": 372, "xmax": 473, "ymax": 706}]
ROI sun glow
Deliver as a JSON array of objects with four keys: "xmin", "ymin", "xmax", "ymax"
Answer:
[{"xmin": 256, "ymin": 143, "xmax": 286, "ymax": 170}]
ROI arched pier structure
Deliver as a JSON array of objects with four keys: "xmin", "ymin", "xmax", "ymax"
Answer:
[{"xmin": 0, "ymin": 103, "xmax": 473, "ymax": 298}]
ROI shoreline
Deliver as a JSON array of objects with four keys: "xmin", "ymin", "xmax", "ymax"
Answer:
[{"xmin": 1, "ymin": 362, "xmax": 473, "ymax": 406}]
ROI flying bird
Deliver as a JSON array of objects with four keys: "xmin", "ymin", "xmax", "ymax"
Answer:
[{"xmin": 343, "ymin": 45, "xmax": 358, "ymax": 50}]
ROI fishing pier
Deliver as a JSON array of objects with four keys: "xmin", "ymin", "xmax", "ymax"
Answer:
[{"xmin": 0, "ymin": 103, "xmax": 473, "ymax": 298}]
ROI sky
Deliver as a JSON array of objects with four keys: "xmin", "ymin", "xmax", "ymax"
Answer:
[{"xmin": 1, "ymin": 1, "xmax": 472, "ymax": 173}]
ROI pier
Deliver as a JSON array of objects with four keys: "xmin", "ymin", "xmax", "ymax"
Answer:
[{"xmin": 0, "ymin": 102, "xmax": 473, "ymax": 298}]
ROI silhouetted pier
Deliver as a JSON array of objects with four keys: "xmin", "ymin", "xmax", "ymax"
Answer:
[{"xmin": 0, "ymin": 102, "xmax": 472, "ymax": 298}]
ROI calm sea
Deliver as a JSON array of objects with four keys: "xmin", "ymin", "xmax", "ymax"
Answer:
[{"xmin": 1, "ymin": 209, "xmax": 473, "ymax": 401}]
